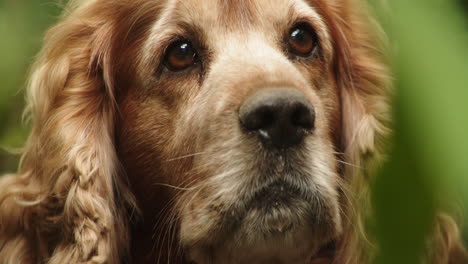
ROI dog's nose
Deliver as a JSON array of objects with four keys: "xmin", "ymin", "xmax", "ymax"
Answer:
[{"xmin": 239, "ymin": 88, "xmax": 315, "ymax": 149}]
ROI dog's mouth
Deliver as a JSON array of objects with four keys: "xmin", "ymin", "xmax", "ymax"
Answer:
[
  {"xmin": 181, "ymin": 168, "xmax": 340, "ymax": 264},
  {"xmin": 250, "ymin": 180, "xmax": 305, "ymax": 209},
  {"xmin": 226, "ymin": 179, "xmax": 318, "ymax": 234},
  {"xmin": 182, "ymin": 154, "xmax": 340, "ymax": 263},
  {"xmin": 245, "ymin": 180, "xmax": 311, "ymax": 233}
]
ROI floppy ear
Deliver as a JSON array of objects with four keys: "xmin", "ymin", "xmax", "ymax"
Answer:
[
  {"xmin": 328, "ymin": 1, "xmax": 392, "ymax": 174},
  {"xmin": 0, "ymin": 2, "xmax": 138, "ymax": 263},
  {"xmin": 310, "ymin": 0, "xmax": 391, "ymax": 263}
]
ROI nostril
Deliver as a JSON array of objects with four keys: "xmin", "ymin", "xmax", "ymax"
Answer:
[
  {"xmin": 291, "ymin": 103, "xmax": 315, "ymax": 130},
  {"xmin": 242, "ymin": 106, "xmax": 276, "ymax": 131}
]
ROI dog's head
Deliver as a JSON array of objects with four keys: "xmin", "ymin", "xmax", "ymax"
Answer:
[
  {"xmin": 114, "ymin": 0, "xmax": 389, "ymax": 262},
  {"xmin": 1, "ymin": 0, "xmax": 390, "ymax": 263}
]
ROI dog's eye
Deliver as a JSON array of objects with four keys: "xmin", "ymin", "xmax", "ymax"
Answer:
[
  {"xmin": 287, "ymin": 24, "xmax": 317, "ymax": 57},
  {"xmin": 164, "ymin": 40, "xmax": 197, "ymax": 71}
]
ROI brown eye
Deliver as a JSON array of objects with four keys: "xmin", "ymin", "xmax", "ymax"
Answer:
[
  {"xmin": 288, "ymin": 24, "xmax": 317, "ymax": 57},
  {"xmin": 164, "ymin": 40, "xmax": 197, "ymax": 71}
]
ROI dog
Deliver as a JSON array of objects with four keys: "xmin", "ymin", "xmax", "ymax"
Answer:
[{"xmin": 0, "ymin": 0, "xmax": 466, "ymax": 263}]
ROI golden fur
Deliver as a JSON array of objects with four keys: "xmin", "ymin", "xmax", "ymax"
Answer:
[{"xmin": 0, "ymin": 0, "xmax": 466, "ymax": 263}]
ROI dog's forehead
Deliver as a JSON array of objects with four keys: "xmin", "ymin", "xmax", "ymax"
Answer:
[
  {"xmin": 154, "ymin": 0, "xmax": 325, "ymax": 36},
  {"xmin": 172, "ymin": 0, "xmax": 291, "ymax": 28}
]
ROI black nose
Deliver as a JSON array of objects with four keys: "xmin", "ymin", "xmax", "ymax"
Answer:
[{"xmin": 239, "ymin": 88, "xmax": 315, "ymax": 149}]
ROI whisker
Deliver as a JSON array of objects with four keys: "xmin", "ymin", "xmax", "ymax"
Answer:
[
  {"xmin": 152, "ymin": 210, "xmax": 169, "ymax": 262},
  {"xmin": 164, "ymin": 152, "xmax": 208, "ymax": 162},
  {"xmin": 335, "ymin": 159, "xmax": 364, "ymax": 170},
  {"xmin": 152, "ymin": 183, "xmax": 198, "ymax": 191},
  {"xmin": 167, "ymin": 209, "xmax": 180, "ymax": 263},
  {"xmin": 332, "ymin": 151, "xmax": 346, "ymax": 156}
]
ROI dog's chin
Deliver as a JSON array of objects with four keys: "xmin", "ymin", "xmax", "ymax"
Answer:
[
  {"xmin": 185, "ymin": 181, "xmax": 338, "ymax": 264},
  {"xmin": 186, "ymin": 216, "xmax": 336, "ymax": 264}
]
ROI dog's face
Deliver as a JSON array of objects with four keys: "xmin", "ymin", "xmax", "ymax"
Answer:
[{"xmin": 118, "ymin": 0, "xmax": 342, "ymax": 262}]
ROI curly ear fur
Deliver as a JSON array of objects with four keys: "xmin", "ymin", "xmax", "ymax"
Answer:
[
  {"xmin": 313, "ymin": 1, "xmax": 391, "ymax": 263},
  {"xmin": 317, "ymin": 1, "xmax": 468, "ymax": 263},
  {"xmin": 0, "ymin": 1, "xmax": 139, "ymax": 263}
]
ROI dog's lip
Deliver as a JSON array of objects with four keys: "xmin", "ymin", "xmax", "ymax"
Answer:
[
  {"xmin": 221, "ymin": 179, "xmax": 318, "ymax": 240},
  {"xmin": 249, "ymin": 180, "xmax": 303, "ymax": 207},
  {"xmin": 227, "ymin": 179, "xmax": 314, "ymax": 224}
]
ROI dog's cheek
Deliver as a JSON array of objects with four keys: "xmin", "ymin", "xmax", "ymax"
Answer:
[
  {"xmin": 178, "ymin": 189, "xmax": 225, "ymax": 247},
  {"xmin": 113, "ymin": 95, "xmax": 177, "ymax": 229},
  {"xmin": 117, "ymin": 76, "xmax": 201, "ymax": 177},
  {"xmin": 117, "ymin": 95, "xmax": 171, "ymax": 164}
]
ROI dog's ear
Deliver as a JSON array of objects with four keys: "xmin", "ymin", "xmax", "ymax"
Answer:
[
  {"xmin": 0, "ymin": 2, "xmax": 156, "ymax": 263},
  {"xmin": 311, "ymin": 0, "xmax": 391, "ymax": 262},
  {"xmin": 327, "ymin": 0, "xmax": 392, "ymax": 173}
]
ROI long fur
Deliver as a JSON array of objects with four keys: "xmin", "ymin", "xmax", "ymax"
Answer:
[
  {"xmin": 0, "ymin": 0, "xmax": 466, "ymax": 263},
  {"xmin": 0, "ymin": 1, "xmax": 139, "ymax": 262}
]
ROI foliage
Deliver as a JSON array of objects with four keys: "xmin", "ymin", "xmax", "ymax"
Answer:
[{"xmin": 372, "ymin": 0, "xmax": 468, "ymax": 262}]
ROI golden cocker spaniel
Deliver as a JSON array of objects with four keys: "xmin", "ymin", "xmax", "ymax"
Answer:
[{"xmin": 0, "ymin": 0, "xmax": 467, "ymax": 263}]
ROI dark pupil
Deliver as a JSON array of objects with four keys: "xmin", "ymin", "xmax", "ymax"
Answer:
[
  {"xmin": 174, "ymin": 43, "xmax": 193, "ymax": 61},
  {"xmin": 291, "ymin": 28, "xmax": 309, "ymax": 45}
]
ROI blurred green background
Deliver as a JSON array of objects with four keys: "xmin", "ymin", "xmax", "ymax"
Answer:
[
  {"xmin": 372, "ymin": 0, "xmax": 468, "ymax": 263},
  {"xmin": 0, "ymin": 0, "xmax": 63, "ymax": 171},
  {"xmin": 0, "ymin": 0, "xmax": 467, "ymax": 263}
]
